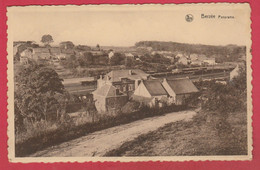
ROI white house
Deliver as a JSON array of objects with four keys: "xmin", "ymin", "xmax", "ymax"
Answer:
[
  {"xmin": 108, "ymin": 51, "xmax": 114, "ymax": 59},
  {"xmin": 178, "ymin": 56, "xmax": 188, "ymax": 65},
  {"xmin": 162, "ymin": 78, "xmax": 199, "ymax": 105},
  {"xmin": 230, "ymin": 65, "xmax": 240, "ymax": 80},
  {"xmin": 132, "ymin": 79, "xmax": 168, "ymax": 107},
  {"xmin": 203, "ymin": 58, "xmax": 216, "ymax": 65},
  {"xmin": 125, "ymin": 53, "xmax": 134, "ymax": 58},
  {"xmin": 190, "ymin": 53, "xmax": 198, "ymax": 61},
  {"xmin": 133, "ymin": 78, "xmax": 199, "ymax": 106}
]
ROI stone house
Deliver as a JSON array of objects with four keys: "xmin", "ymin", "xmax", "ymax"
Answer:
[
  {"xmin": 97, "ymin": 69, "xmax": 150, "ymax": 95},
  {"xmin": 92, "ymin": 84, "xmax": 128, "ymax": 114}
]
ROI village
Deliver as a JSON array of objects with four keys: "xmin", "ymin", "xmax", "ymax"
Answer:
[
  {"xmin": 13, "ymin": 37, "xmax": 247, "ymax": 157},
  {"xmin": 13, "ymin": 38, "xmax": 245, "ymax": 117}
]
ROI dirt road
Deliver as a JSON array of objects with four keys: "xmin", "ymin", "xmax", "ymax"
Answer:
[{"xmin": 30, "ymin": 110, "xmax": 196, "ymax": 157}]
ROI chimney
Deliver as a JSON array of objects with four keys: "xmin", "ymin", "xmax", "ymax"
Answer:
[{"xmin": 129, "ymin": 70, "xmax": 132, "ymax": 75}]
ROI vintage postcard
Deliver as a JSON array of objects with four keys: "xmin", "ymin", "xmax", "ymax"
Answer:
[{"xmin": 7, "ymin": 3, "xmax": 252, "ymax": 162}]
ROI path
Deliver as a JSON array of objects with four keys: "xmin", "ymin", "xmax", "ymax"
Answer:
[{"xmin": 30, "ymin": 110, "xmax": 196, "ymax": 157}]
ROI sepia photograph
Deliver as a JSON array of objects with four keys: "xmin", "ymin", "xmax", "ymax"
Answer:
[{"xmin": 7, "ymin": 4, "xmax": 252, "ymax": 162}]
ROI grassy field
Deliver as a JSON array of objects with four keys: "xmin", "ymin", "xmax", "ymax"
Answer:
[{"xmin": 105, "ymin": 110, "xmax": 248, "ymax": 156}]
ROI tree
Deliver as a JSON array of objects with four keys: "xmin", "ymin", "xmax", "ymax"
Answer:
[
  {"xmin": 60, "ymin": 55, "xmax": 80, "ymax": 69},
  {"xmin": 59, "ymin": 41, "xmax": 75, "ymax": 49},
  {"xmin": 96, "ymin": 44, "xmax": 100, "ymax": 51},
  {"xmin": 82, "ymin": 52, "xmax": 94, "ymax": 65},
  {"xmin": 15, "ymin": 62, "xmax": 64, "ymax": 123},
  {"xmin": 231, "ymin": 65, "xmax": 247, "ymax": 93},
  {"xmin": 41, "ymin": 34, "xmax": 54, "ymax": 47},
  {"xmin": 82, "ymin": 94, "xmax": 97, "ymax": 122},
  {"xmin": 110, "ymin": 53, "xmax": 125, "ymax": 65},
  {"xmin": 125, "ymin": 57, "xmax": 134, "ymax": 68}
]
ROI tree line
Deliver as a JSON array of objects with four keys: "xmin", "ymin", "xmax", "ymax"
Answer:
[{"xmin": 135, "ymin": 41, "xmax": 246, "ymax": 62}]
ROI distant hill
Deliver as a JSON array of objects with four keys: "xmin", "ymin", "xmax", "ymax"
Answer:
[
  {"xmin": 101, "ymin": 46, "xmax": 136, "ymax": 52},
  {"xmin": 135, "ymin": 41, "xmax": 246, "ymax": 61}
]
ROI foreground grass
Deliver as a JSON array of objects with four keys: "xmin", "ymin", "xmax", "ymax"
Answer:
[
  {"xmin": 105, "ymin": 110, "xmax": 247, "ymax": 156},
  {"xmin": 15, "ymin": 105, "xmax": 186, "ymax": 157}
]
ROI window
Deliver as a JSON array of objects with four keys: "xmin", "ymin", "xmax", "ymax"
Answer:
[
  {"xmin": 128, "ymin": 84, "xmax": 132, "ymax": 91},
  {"xmin": 123, "ymin": 85, "xmax": 127, "ymax": 92}
]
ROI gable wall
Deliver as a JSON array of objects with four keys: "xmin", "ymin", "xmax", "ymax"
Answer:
[{"xmin": 134, "ymin": 82, "xmax": 151, "ymax": 98}]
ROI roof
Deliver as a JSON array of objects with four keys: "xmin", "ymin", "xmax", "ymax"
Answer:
[
  {"xmin": 61, "ymin": 49, "xmax": 75, "ymax": 54},
  {"xmin": 63, "ymin": 77, "xmax": 96, "ymax": 85},
  {"xmin": 197, "ymin": 55, "xmax": 208, "ymax": 61},
  {"xmin": 50, "ymin": 47, "xmax": 61, "ymax": 53},
  {"xmin": 203, "ymin": 58, "xmax": 215, "ymax": 61},
  {"xmin": 33, "ymin": 48, "xmax": 50, "ymax": 53},
  {"xmin": 143, "ymin": 80, "xmax": 168, "ymax": 96},
  {"xmin": 92, "ymin": 84, "xmax": 124, "ymax": 97},
  {"xmin": 105, "ymin": 69, "xmax": 149, "ymax": 82},
  {"xmin": 191, "ymin": 59, "xmax": 202, "ymax": 63},
  {"xmin": 165, "ymin": 78, "xmax": 199, "ymax": 94},
  {"xmin": 125, "ymin": 53, "xmax": 134, "ymax": 57},
  {"xmin": 90, "ymin": 51, "xmax": 104, "ymax": 55}
]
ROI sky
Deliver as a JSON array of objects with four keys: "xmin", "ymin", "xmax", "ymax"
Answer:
[{"xmin": 7, "ymin": 4, "xmax": 251, "ymax": 47}]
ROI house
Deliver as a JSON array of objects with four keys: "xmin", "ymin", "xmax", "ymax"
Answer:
[
  {"xmin": 50, "ymin": 47, "xmax": 61, "ymax": 56},
  {"xmin": 20, "ymin": 56, "xmax": 29, "ymax": 64},
  {"xmin": 191, "ymin": 59, "xmax": 203, "ymax": 66},
  {"xmin": 108, "ymin": 51, "xmax": 114, "ymax": 59},
  {"xmin": 239, "ymin": 55, "xmax": 246, "ymax": 61},
  {"xmin": 125, "ymin": 53, "xmax": 134, "ymax": 58},
  {"xmin": 203, "ymin": 58, "xmax": 216, "ymax": 65},
  {"xmin": 230, "ymin": 65, "xmax": 240, "ymax": 80},
  {"xmin": 132, "ymin": 79, "xmax": 168, "ymax": 107},
  {"xmin": 152, "ymin": 51, "xmax": 173, "ymax": 55},
  {"xmin": 178, "ymin": 56, "xmax": 188, "ymax": 65},
  {"xmin": 162, "ymin": 78, "xmax": 199, "ymax": 105},
  {"xmin": 97, "ymin": 69, "xmax": 150, "ymax": 95},
  {"xmin": 61, "ymin": 49, "xmax": 75, "ymax": 58},
  {"xmin": 132, "ymin": 77, "xmax": 199, "ymax": 107},
  {"xmin": 20, "ymin": 48, "xmax": 33, "ymax": 59},
  {"xmin": 50, "ymin": 47, "xmax": 67, "ymax": 60},
  {"xmin": 13, "ymin": 43, "xmax": 22, "ymax": 56},
  {"xmin": 32, "ymin": 48, "xmax": 52, "ymax": 60},
  {"xmin": 90, "ymin": 50, "xmax": 104, "ymax": 56},
  {"xmin": 190, "ymin": 53, "xmax": 198, "ymax": 61},
  {"xmin": 197, "ymin": 54, "xmax": 207, "ymax": 61},
  {"xmin": 92, "ymin": 84, "xmax": 128, "ymax": 114}
]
